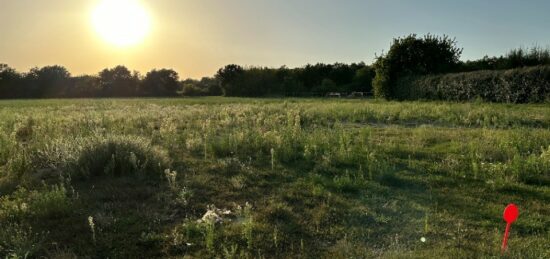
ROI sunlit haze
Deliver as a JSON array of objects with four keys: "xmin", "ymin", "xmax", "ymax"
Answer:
[
  {"xmin": 92, "ymin": 0, "xmax": 151, "ymax": 47},
  {"xmin": 1, "ymin": 0, "xmax": 550, "ymax": 78}
]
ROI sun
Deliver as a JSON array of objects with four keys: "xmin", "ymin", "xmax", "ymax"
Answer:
[{"xmin": 92, "ymin": 0, "xmax": 151, "ymax": 47}]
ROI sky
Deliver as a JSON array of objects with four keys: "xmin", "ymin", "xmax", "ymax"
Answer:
[{"xmin": 1, "ymin": 0, "xmax": 550, "ymax": 79}]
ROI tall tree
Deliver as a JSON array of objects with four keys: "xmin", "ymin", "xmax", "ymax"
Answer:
[
  {"xmin": 0, "ymin": 64, "xmax": 23, "ymax": 98},
  {"xmin": 27, "ymin": 65, "xmax": 71, "ymax": 97},
  {"xmin": 98, "ymin": 66, "xmax": 140, "ymax": 97},
  {"xmin": 216, "ymin": 64, "xmax": 244, "ymax": 96},
  {"xmin": 141, "ymin": 69, "xmax": 180, "ymax": 96}
]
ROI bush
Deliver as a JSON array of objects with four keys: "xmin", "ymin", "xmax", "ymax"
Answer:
[{"xmin": 395, "ymin": 65, "xmax": 550, "ymax": 103}]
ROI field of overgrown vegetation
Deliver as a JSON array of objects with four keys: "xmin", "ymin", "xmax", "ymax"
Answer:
[{"xmin": 0, "ymin": 97, "xmax": 549, "ymax": 258}]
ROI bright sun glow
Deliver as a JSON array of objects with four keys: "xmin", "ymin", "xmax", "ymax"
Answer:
[{"xmin": 92, "ymin": 0, "xmax": 151, "ymax": 47}]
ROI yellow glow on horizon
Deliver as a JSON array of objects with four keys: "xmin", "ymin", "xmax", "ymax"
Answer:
[{"xmin": 92, "ymin": 0, "xmax": 151, "ymax": 47}]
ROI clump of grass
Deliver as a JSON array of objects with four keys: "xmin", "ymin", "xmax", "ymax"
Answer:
[
  {"xmin": 11, "ymin": 117, "xmax": 35, "ymax": 143},
  {"xmin": 0, "ymin": 185, "xmax": 70, "ymax": 258},
  {"xmin": 71, "ymin": 136, "xmax": 170, "ymax": 180},
  {"xmin": 31, "ymin": 135, "xmax": 171, "ymax": 181},
  {"xmin": 0, "ymin": 185, "xmax": 72, "ymax": 221}
]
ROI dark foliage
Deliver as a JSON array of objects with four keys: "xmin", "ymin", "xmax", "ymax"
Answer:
[
  {"xmin": 0, "ymin": 64, "xmax": 23, "ymax": 98},
  {"xmin": 459, "ymin": 47, "xmax": 550, "ymax": 72},
  {"xmin": 373, "ymin": 34, "xmax": 462, "ymax": 99},
  {"xmin": 0, "ymin": 64, "xmax": 187, "ymax": 98},
  {"xmin": 98, "ymin": 66, "xmax": 141, "ymax": 97},
  {"xmin": 141, "ymin": 69, "xmax": 180, "ymax": 97},
  {"xmin": 395, "ymin": 65, "xmax": 550, "ymax": 103},
  {"xmin": 181, "ymin": 77, "xmax": 222, "ymax": 96},
  {"xmin": 216, "ymin": 63, "xmax": 373, "ymax": 97}
]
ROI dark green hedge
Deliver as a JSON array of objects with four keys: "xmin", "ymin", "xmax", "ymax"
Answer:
[{"xmin": 395, "ymin": 65, "xmax": 550, "ymax": 103}]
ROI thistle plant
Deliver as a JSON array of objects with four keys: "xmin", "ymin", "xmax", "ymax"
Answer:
[
  {"xmin": 164, "ymin": 169, "xmax": 177, "ymax": 189},
  {"xmin": 88, "ymin": 216, "xmax": 96, "ymax": 245}
]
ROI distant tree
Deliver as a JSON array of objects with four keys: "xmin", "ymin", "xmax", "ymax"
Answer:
[
  {"xmin": 26, "ymin": 65, "xmax": 71, "ymax": 97},
  {"xmin": 280, "ymin": 72, "xmax": 305, "ymax": 96},
  {"xmin": 0, "ymin": 64, "xmax": 23, "ymax": 98},
  {"xmin": 141, "ymin": 69, "xmax": 180, "ymax": 96},
  {"xmin": 373, "ymin": 34, "xmax": 462, "ymax": 99},
  {"xmin": 216, "ymin": 64, "xmax": 244, "ymax": 96},
  {"xmin": 98, "ymin": 66, "xmax": 140, "ymax": 97},
  {"xmin": 213, "ymin": 63, "xmax": 373, "ymax": 97},
  {"xmin": 352, "ymin": 66, "xmax": 375, "ymax": 93},
  {"xmin": 69, "ymin": 75, "xmax": 101, "ymax": 98},
  {"xmin": 199, "ymin": 77, "xmax": 222, "ymax": 96},
  {"xmin": 181, "ymin": 80, "xmax": 206, "ymax": 96},
  {"xmin": 459, "ymin": 47, "xmax": 550, "ymax": 72},
  {"xmin": 312, "ymin": 78, "xmax": 337, "ymax": 94}
]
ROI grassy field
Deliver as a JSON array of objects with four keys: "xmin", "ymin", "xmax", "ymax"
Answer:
[{"xmin": 0, "ymin": 97, "xmax": 549, "ymax": 258}]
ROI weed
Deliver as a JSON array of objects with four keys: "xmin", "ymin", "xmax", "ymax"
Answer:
[
  {"xmin": 242, "ymin": 202, "xmax": 255, "ymax": 250},
  {"xmin": 204, "ymin": 222, "xmax": 216, "ymax": 254},
  {"xmin": 88, "ymin": 216, "xmax": 96, "ymax": 245}
]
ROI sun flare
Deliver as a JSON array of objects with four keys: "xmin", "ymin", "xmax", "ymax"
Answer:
[{"xmin": 92, "ymin": 0, "xmax": 151, "ymax": 47}]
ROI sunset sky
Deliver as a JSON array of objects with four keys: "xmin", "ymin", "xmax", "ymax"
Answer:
[{"xmin": 1, "ymin": 0, "xmax": 550, "ymax": 78}]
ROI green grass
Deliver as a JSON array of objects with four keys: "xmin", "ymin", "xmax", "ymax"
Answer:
[{"xmin": 0, "ymin": 97, "xmax": 549, "ymax": 258}]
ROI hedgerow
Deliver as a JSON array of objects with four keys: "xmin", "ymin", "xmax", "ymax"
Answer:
[{"xmin": 395, "ymin": 65, "xmax": 550, "ymax": 103}]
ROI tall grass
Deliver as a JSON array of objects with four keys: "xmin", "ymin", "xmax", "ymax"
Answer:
[{"xmin": 0, "ymin": 97, "xmax": 548, "ymax": 258}]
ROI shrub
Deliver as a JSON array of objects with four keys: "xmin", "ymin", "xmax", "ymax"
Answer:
[{"xmin": 395, "ymin": 65, "xmax": 550, "ymax": 103}]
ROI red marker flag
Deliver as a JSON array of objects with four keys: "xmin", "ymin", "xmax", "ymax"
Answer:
[{"xmin": 501, "ymin": 204, "xmax": 519, "ymax": 253}]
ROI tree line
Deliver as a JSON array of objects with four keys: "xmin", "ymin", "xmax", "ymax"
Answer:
[
  {"xmin": 0, "ymin": 65, "xmax": 184, "ymax": 98},
  {"xmin": 1, "ymin": 34, "xmax": 549, "ymax": 99},
  {"xmin": 0, "ymin": 63, "xmax": 373, "ymax": 99}
]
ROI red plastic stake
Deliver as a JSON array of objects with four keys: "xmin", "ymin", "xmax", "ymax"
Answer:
[{"xmin": 501, "ymin": 204, "xmax": 519, "ymax": 253}]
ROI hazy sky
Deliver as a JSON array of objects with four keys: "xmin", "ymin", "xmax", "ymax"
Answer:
[{"xmin": 1, "ymin": 0, "xmax": 550, "ymax": 78}]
